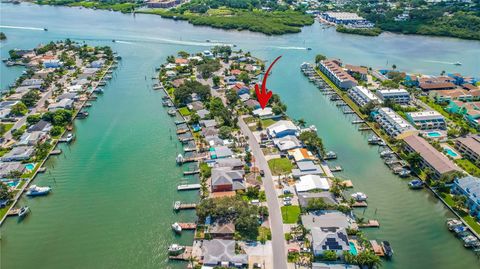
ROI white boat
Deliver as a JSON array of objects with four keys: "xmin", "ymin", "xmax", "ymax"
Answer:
[
  {"xmin": 176, "ymin": 154, "xmax": 184, "ymax": 164},
  {"xmin": 167, "ymin": 109, "xmax": 176, "ymax": 116},
  {"xmin": 172, "ymin": 222, "xmax": 182, "ymax": 233},
  {"xmin": 447, "ymin": 219, "xmax": 463, "ymax": 230},
  {"xmin": 454, "ymin": 61, "xmax": 462, "ymax": 66},
  {"xmin": 65, "ymin": 133, "xmax": 75, "ymax": 143},
  {"xmin": 380, "ymin": 150, "xmax": 393, "ymax": 158},
  {"xmin": 351, "ymin": 192, "xmax": 368, "ymax": 201},
  {"xmin": 173, "ymin": 201, "xmax": 181, "ymax": 210},
  {"xmin": 18, "ymin": 206, "xmax": 29, "ymax": 219},
  {"xmin": 168, "ymin": 244, "xmax": 185, "ymax": 255},
  {"xmin": 26, "ymin": 185, "xmax": 51, "ymax": 197},
  {"xmin": 325, "ymin": 151, "xmax": 337, "ymax": 159}
]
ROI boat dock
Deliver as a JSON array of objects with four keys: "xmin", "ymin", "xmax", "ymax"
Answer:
[
  {"xmin": 183, "ymin": 170, "xmax": 199, "ymax": 175},
  {"xmin": 174, "ymin": 202, "xmax": 197, "ymax": 211},
  {"xmin": 352, "ymin": 120, "xmax": 365, "ymax": 124},
  {"xmin": 168, "ymin": 246, "xmax": 193, "ymax": 260},
  {"xmin": 49, "ymin": 149, "xmax": 62, "ymax": 155},
  {"xmin": 6, "ymin": 208, "xmax": 21, "ymax": 217},
  {"xmin": 359, "ymin": 220, "xmax": 380, "ymax": 228},
  {"xmin": 370, "ymin": 240, "xmax": 385, "ymax": 256},
  {"xmin": 358, "ymin": 126, "xmax": 372, "ymax": 131},
  {"xmin": 177, "ymin": 184, "xmax": 201, "ymax": 191},
  {"xmin": 178, "ymin": 223, "xmax": 197, "ymax": 230},
  {"xmin": 340, "ymin": 180, "xmax": 353, "ymax": 188},
  {"xmin": 352, "ymin": 201, "xmax": 368, "ymax": 207}
]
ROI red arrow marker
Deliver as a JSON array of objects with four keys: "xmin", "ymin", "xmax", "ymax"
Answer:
[{"xmin": 255, "ymin": 56, "xmax": 282, "ymax": 109}]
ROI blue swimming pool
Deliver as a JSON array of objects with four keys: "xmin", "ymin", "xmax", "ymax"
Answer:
[
  {"xmin": 349, "ymin": 242, "xmax": 358, "ymax": 256},
  {"xmin": 444, "ymin": 148, "xmax": 458, "ymax": 157},
  {"xmin": 6, "ymin": 181, "xmax": 18, "ymax": 188},
  {"xmin": 427, "ymin": 131, "xmax": 442, "ymax": 138},
  {"xmin": 25, "ymin": 163, "xmax": 35, "ymax": 171}
]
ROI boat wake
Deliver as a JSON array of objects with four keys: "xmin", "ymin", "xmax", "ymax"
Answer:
[
  {"xmin": 272, "ymin": 46, "xmax": 308, "ymax": 50},
  {"xmin": 422, "ymin": 59, "xmax": 455, "ymax": 65},
  {"xmin": 114, "ymin": 40, "xmax": 134, "ymax": 44},
  {"xmin": 0, "ymin": 25, "xmax": 45, "ymax": 31}
]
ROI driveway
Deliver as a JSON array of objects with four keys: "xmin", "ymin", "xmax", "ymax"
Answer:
[{"xmin": 238, "ymin": 116, "xmax": 288, "ymax": 269}]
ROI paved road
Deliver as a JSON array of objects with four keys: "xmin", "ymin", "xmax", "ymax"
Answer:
[{"xmin": 238, "ymin": 116, "xmax": 288, "ymax": 269}]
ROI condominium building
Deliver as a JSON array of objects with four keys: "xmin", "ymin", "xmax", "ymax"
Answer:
[
  {"xmin": 403, "ymin": 134, "xmax": 460, "ymax": 180},
  {"xmin": 373, "ymin": 107, "xmax": 415, "ymax": 137},
  {"xmin": 319, "ymin": 60, "xmax": 358, "ymax": 90},
  {"xmin": 376, "ymin": 89, "xmax": 411, "ymax": 104},
  {"xmin": 347, "ymin": 86, "xmax": 380, "ymax": 107},
  {"xmin": 455, "ymin": 135, "xmax": 480, "ymax": 165},
  {"xmin": 406, "ymin": 111, "xmax": 446, "ymax": 130}
]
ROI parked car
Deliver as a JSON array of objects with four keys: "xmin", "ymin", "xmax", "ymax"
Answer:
[
  {"xmin": 259, "ymin": 170, "xmax": 265, "ymax": 176},
  {"xmin": 283, "ymin": 200, "xmax": 292, "ymax": 206}
]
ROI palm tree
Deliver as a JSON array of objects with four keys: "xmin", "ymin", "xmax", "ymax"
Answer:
[
  {"xmin": 297, "ymin": 118, "xmax": 306, "ymax": 128},
  {"xmin": 186, "ymin": 255, "xmax": 198, "ymax": 269}
]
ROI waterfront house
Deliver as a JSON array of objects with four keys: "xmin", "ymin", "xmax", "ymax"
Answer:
[
  {"xmin": 322, "ymin": 12, "xmax": 370, "ymax": 26},
  {"xmin": 90, "ymin": 59, "xmax": 105, "ymax": 68},
  {"xmin": 214, "ymin": 158, "xmax": 244, "ymax": 170},
  {"xmin": 174, "ymin": 58, "xmax": 189, "ymax": 65},
  {"xmin": 200, "ymin": 119, "xmax": 217, "ymax": 128},
  {"xmin": 266, "ymin": 120, "xmax": 299, "ymax": 138},
  {"xmin": 455, "ymin": 135, "xmax": 480, "ymax": 165},
  {"xmin": 311, "ymin": 227, "xmax": 350, "ymax": 257},
  {"xmin": 288, "ymin": 148, "xmax": 316, "ymax": 162},
  {"xmin": 165, "ymin": 63, "xmax": 176, "ymax": 70},
  {"xmin": 244, "ymin": 99, "xmax": 261, "ymax": 109},
  {"xmin": 21, "ymin": 79, "xmax": 43, "ymax": 88},
  {"xmin": 298, "ymin": 192, "xmax": 338, "ymax": 208},
  {"xmin": 273, "ymin": 135, "xmax": 301, "ymax": 151},
  {"xmin": 0, "ymin": 161, "xmax": 25, "ymax": 178},
  {"xmin": 301, "ymin": 211, "xmax": 354, "ymax": 230},
  {"xmin": 419, "ymin": 76, "xmax": 457, "ymax": 91},
  {"xmin": 451, "ymin": 176, "xmax": 480, "ymax": 220},
  {"xmin": 57, "ymin": 92, "xmax": 79, "ymax": 102},
  {"xmin": 406, "ymin": 110, "xmax": 446, "ymax": 130},
  {"xmin": 6, "ymin": 86, "xmax": 31, "ymax": 101},
  {"xmin": 202, "ymin": 127, "xmax": 219, "ymax": 138},
  {"xmin": 201, "ymin": 239, "xmax": 248, "ymax": 267},
  {"xmin": 292, "ymin": 161, "xmax": 324, "ymax": 178},
  {"xmin": 187, "ymin": 101, "xmax": 204, "ymax": 111},
  {"xmin": 48, "ymin": 98, "xmax": 74, "ymax": 111},
  {"xmin": 431, "ymin": 89, "xmax": 477, "ymax": 103},
  {"xmin": 376, "ymin": 89, "xmax": 411, "ymax": 104},
  {"xmin": 252, "ymin": 107, "xmax": 274, "ymax": 119},
  {"xmin": 205, "ymin": 135, "xmax": 224, "ymax": 147},
  {"xmin": 402, "ymin": 134, "xmax": 461, "ymax": 179},
  {"xmin": 224, "ymin": 75, "xmax": 237, "ymax": 85},
  {"xmin": 211, "ymin": 167, "xmax": 245, "ymax": 192},
  {"xmin": 295, "ymin": 174, "xmax": 330, "ymax": 192},
  {"xmin": 27, "ymin": 120, "xmax": 52, "ymax": 133},
  {"xmin": 196, "ymin": 109, "xmax": 210, "ymax": 119},
  {"xmin": 207, "ymin": 221, "xmax": 236, "ymax": 239},
  {"xmin": 202, "ymin": 50, "xmax": 214, "ymax": 59},
  {"xmin": 372, "ymin": 107, "xmax": 416, "ymax": 138},
  {"xmin": 15, "ymin": 131, "xmax": 48, "ymax": 147},
  {"xmin": 312, "ymin": 263, "xmax": 360, "ymax": 269},
  {"xmin": 319, "ymin": 60, "xmax": 358, "ymax": 90},
  {"xmin": 78, "ymin": 68, "xmax": 99, "ymax": 80},
  {"xmin": 0, "ymin": 101, "xmax": 19, "ymax": 119},
  {"xmin": 1, "ymin": 146, "xmax": 34, "ymax": 162},
  {"xmin": 211, "ymin": 146, "xmax": 233, "ymax": 159},
  {"xmin": 347, "ymin": 86, "xmax": 380, "ymax": 107},
  {"xmin": 146, "ymin": 0, "xmax": 182, "ymax": 8},
  {"xmin": 43, "ymin": 59, "xmax": 62, "ymax": 68}
]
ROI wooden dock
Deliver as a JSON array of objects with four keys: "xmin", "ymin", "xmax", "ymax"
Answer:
[
  {"xmin": 370, "ymin": 240, "xmax": 385, "ymax": 256},
  {"xmin": 178, "ymin": 223, "xmax": 197, "ymax": 230},
  {"xmin": 359, "ymin": 220, "xmax": 380, "ymax": 228},
  {"xmin": 352, "ymin": 201, "xmax": 368, "ymax": 207},
  {"xmin": 174, "ymin": 202, "xmax": 197, "ymax": 211},
  {"xmin": 340, "ymin": 180, "xmax": 353, "ymax": 188},
  {"xmin": 168, "ymin": 246, "xmax": 193, "ymax": 260},
  {"xmin": 6, "ymin": 208, "xmax": 21, "ymax": 217},
  {"xmin": 177, "ymin": 184, "xmax": 201, "ymax": 191},
  {"xmin": 49, "ymin": 149, "xmax": 62, "ymax": 155}
]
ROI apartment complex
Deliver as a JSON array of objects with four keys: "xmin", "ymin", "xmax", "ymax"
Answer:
[
  {"xmin": 455, "ymin": 135, "xmax": 480, "ymax": 165},
  {"xmin": 406, "ymin": 111, "xmax": 446, "ymax": 130},
  {"xmin": 347, "ymin": 86, "xmax": 380, "ymax": 107},
  {"xmin": 376, "ymin": 89, "xmax": 410, "ymax": 104},
  {"xmin": 373, "ymin": 107, "xmax": 415, "ymax": 137},
  {"xmin": 319, "ymin": 60, "xmax": 358, "ymax": 90}
]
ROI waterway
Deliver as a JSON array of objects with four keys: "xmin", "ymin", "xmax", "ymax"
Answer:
[{"xmin": 0, "ymin": 3, "xmax": 479, "ymax": 269}]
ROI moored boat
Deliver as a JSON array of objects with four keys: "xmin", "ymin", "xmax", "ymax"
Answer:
[
  {"xmin": 408, "ymin": 179, "xmax": 424, "ymax": 189},
  {"xmin": 167, "ymin": 109, "xmax": 176, "ymax": 116},
  {"xmin": 168, "ymin": 244, "xmax": 185, "ymax": 255},
  {"xmin": 398, "ymin": 169, "xmax": 411, "ymax": 178},
  {"xmin": 368, "ymin": 135, "xmax": 382, "ymax": 145},
  {"xmin": 18, "ymin": 206, "xmax": 29, "ymax": 219},
  {"xmin": 447, "ymin": 219, "xmax": 463, "ymax": 230},
  {"xmin": 382, "ymin": 241, "xmax": 393, "ymax": 259},
  {"xmin": 176, "ymin": 154, "xmax": 184, "ymax": 164},
  {"xmin": 380, "ymin": 150, "xmax": 393, "ymax": 158},
  {"xmin": 65, "ymin": 133, "xmax": 75, "ymax": 143},
  {"xmin": 26, "ymin": 185, "xmax": 51, "ymax": 197},
  {"xmin": 172, "ymin": 222, "xmax": 182, "ymax": 233},
  {"xmin": 93, "ymin": 88, "xmax": 104, "ymax": 94},
  {"xmin": 173, "ymin": 201, "xmax": 181, "ymax": 211},
  {"xmin": 351, "ymin": 192, "xmax": 368, "ymax": 201}
]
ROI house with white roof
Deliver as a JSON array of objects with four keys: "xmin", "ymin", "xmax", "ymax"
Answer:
[
  {"xmin": 266, "ymin": 120, "xmax": 299, "ymax": 138},
  {"xmin": 347, "ymin": 86, "xmax": 380, "ymax": 107},
  {"xmin": 295, "ymin": 174, "xmax": 330, "ymax": 192},
  {"xmin": 406, "ymin": 110, "xmax": 446, "ymax": 130},
  {"xmin": 273, "ymin": 135, "xmax": 301, "ymax": 151}
]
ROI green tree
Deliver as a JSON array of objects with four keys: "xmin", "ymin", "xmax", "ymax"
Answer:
[
  {"xmin": 315, "ymin": 54, "xmax": 326, "ymax": 64},
  {"xmin": 10, "ymin": 102, "xmax": 28, "ymax": 116},
  {"xmin": 238, "ymin": 71, "xmax": 250, "ymax": 84},
  {"xmin": 212, "ymin": 75, "xmax": 221, "ymax": 87},
  {"xmin": 226, "ymin": 89, "xmax": 239, "ymax": 106},
  {"xmin": 21, "ymin": 90, "xmax": 40, "ymax": 107},
  {"xmin": 322, "ymin": 250, "xmax": 338, "ymax": 261},
  {"xmin": 299, "ymin": 131, "xmax": 325, "ymax": 157},
  {"xmin": 218, "ymin": 126, "xmax": 232, "ymax": 139},
  {"xmin": 50, "ymin": 126, "xmax": 64, "ymax": 136},
  {"xmin": 177, "ymin": 51, "xmax": 190, "ymax": 58},
  {"xmin": 0, "ymin": 183, "xmax": 12, "ymax": 200},
  {"xmin": 26, "ymin": 114, "xmax": 42, "ymax": 125}
]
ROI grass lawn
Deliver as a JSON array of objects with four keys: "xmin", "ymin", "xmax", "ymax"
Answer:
[
  {"xmin": 268, "ymin": 158, "xmax": 293, "ymax": 175},
  {"xmin": 178, "ymin": 107, "xmax": 191, "ymax": 116},
  {"xmin": 261, "ymin": 118, "xmax": 277, "ymax": 128},
  {"xmin": 455, "ymin": 159, "xmax": 480, "ymax": 177},
  {"xmin": 281, "ymin": 205, "xmax": 301, "ymax": 224},
  {"xmin": 0, "ymin": 123, "xmax": 14, "ymax": 136}
]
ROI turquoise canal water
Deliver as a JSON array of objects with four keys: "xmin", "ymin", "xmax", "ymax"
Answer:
[{"xmin": 1, "ymin": 3, "xmax": 480, "ymax": 269}]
